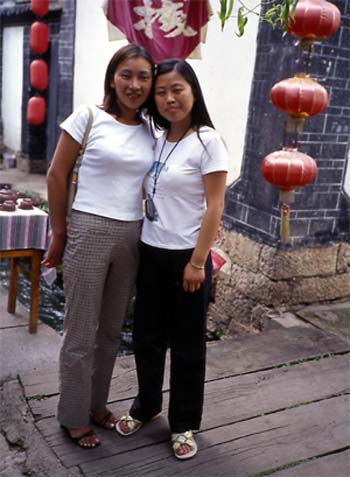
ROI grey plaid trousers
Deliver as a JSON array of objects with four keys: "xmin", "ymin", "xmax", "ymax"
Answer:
[{"xmin": 57, "ymin": 210, "xmax": 141, "ymax": 428}]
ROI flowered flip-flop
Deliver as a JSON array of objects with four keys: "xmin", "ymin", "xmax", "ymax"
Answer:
[
  {"xmin": 171, "ymin": 431, "xmax": 198, "ymax": 460},
  {"xmin": 116, "ymin": 412, "xmax": 161, "ymax": 436},
  {"xmin": 115, "ymin": 414, "xmax": 143, "ymax": 436}
]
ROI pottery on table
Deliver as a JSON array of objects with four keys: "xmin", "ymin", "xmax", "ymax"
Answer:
[
  {"xmin": 0, "ymin": 187, "xmax": 18, "ymax": 204},
  {"xmin": 18, "ymin": 198, "xmax": 34, "ymax": 210},
  {"xmin": 2, "ymin": 200, "xmax": 16, "ymax": 212}
]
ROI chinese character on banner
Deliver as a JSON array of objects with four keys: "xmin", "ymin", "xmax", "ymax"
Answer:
[{"xmin": 102, "ymin": 0, "xmax": 212, "ymax": 63}]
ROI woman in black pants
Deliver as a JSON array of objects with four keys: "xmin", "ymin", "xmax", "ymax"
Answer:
[{"xmin": 116, "ymin": 59, "xmax": 228, "ymax": 460}]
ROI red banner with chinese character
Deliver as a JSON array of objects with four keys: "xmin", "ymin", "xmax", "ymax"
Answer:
[{"xmin": 104, "ymin": 0, "xmax": 210, "ymax": 63}]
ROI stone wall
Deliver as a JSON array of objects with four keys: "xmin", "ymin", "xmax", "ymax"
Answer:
[
  {"xmin": 208, "ymin": 229, "xmax": 350, "ymax": 336},
  {"xmin": 224, "ymin": 0, "xmax": 350, "ymax": 246},
  {"xmin": 217, "ymin": 1, "xmax": 350, "ymax": 337}
]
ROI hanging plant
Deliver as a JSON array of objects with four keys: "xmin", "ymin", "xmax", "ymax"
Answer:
[{"xmin": 218, "ymin": 0, "xmax": 300, "ymax": 37}]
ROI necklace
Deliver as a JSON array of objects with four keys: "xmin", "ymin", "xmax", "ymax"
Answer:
[
  {"xmin": 145, "ymin": 127, "xmax": 190, "ymax": 222},
  {"xmin": 151, "ymin": 127, "xmax": 190, "ymax": 197}
]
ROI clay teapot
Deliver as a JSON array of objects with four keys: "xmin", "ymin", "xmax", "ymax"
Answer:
[
  {"xmin": 18, "ymin": 198, "xmax": 34, "ymax": 210},
  {"xmin": 0, "ymin": 186, "xmax": 18, "ymax": 204},
  {"xmin": 2, "ymin": 200, "xmax": 16, "ymax": 212}
]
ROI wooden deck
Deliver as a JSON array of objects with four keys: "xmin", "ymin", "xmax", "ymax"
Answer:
[{"xmin": 21, "ymin": 326, "xmax": 350, "ymax": 476}]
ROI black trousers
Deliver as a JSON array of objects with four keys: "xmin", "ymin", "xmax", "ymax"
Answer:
[{"xmin": 130, "ymin": 242, "xmax": 212, "ymax": 433}]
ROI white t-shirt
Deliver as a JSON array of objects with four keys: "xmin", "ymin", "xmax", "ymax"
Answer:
[
  {"xmin": 141, "ymin": 127, "xmax": 229, "ymax": 249},
  {"xmin": 60, "ymin": 105, "xmax": 154, "ymax": 221}
]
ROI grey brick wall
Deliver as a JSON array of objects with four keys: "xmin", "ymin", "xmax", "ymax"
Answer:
[{"xmin": 224, "ymin": 0, "xmax": 350, "ymax": 247}]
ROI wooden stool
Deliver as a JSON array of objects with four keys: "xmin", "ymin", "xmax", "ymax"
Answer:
[{"xmin": 0, "ymin": 249, "xmax": 42, "ymax": 333}]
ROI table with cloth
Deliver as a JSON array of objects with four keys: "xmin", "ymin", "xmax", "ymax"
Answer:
[{"xmin": 0, "ymin": 204, "xmax": 54, "ymax": 333}]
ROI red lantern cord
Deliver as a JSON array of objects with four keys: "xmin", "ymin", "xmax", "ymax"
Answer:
[{"xmin": 296, "ymin": 43, "xmax": 314, "ymax": 76}]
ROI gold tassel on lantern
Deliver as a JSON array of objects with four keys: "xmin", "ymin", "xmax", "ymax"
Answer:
[
  {"xmin": 280, "ymin": 204, "xmax": 291, "ymax": 243},
  {"xmin": 279, "ymin": 190, "xmax": 295, "ymax": 244}
]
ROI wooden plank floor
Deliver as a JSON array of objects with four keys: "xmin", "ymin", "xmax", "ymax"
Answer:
[{"xmin": 21, "ymin": 326, "xmax": 350, "ymax": 476}]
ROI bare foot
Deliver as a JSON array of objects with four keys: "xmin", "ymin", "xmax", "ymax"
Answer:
[
  {"xmin": 175, "ymin": 443, "xmax": 192, "ymax": 456},
  {"xmin": 118, "ymin": 419, "xmax": 130, "ymax": 434}
]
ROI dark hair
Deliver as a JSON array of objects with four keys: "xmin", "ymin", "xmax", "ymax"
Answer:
[
  {"xmin": 102, "ymin": 43, "xmax": 154, "ymax": 119},
  {"xmin": 150, "ymin": 59, "xmax": 215, "ymax": 131}
]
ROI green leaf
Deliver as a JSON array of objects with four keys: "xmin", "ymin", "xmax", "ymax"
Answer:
[
  {"xmin": 227, "ymin": 0, "xmax": 235, "ymax": 19},
  {"xmin": 218, "ymin": 0, "xmax": 299, "ymax": 35},
  {"xmin": 282, "ymin": 0, "xmax": 291, "ymax": 29},
  {"xmin": 264, "ymin": 3, "xmax": 284, "ymax": 29},
  {"xmin": 236, "ymin": 7, "xmax": 248, "ymax": 37},
  {"xmin": 291, "ymin": 0, "xmax": 299, "ymax": 15},
  {"xmin": 219, "ymin": 0, "xmax": 235, "ymax": 31},
  {"xmin": 288, "ymin": 0, "xmax": 299, "ymax": 29},
  {"xmin": 219, "ymin": 0, "xmax": 227, "ymax": 30}
]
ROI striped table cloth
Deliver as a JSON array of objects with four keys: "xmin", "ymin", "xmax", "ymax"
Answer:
[
  {"xmin": 0, "ymin": 206, "xmax": 56, "ymax": 285},
  {"xmin": 0, "ymin": 206, "xmax": 49, "ymax": 251}
]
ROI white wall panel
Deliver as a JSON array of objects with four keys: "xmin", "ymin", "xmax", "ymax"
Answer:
[
  {"xmin": 74, "ymin": 0, "xmax": 259, "ymax": 183},
  {"xmin": 1, "ymin": 26, "xmax": 24, "ymax": 151}
]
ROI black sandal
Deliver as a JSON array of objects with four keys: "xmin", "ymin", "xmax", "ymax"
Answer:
[
  {"xmin": 91, "ymin": 411, "xmax": 117, "ymax": 430},
  {"xmin": 61, "ymin": 425, "xmax": 100, "ymax": 449}
]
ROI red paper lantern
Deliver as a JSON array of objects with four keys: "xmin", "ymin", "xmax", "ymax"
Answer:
[
  {"xmin": 261, "ymin": 148, "xmax": 317, "ymax": 191},
  {"xmin": 30, "ymin": 21, "xmax": 48, "ymax": 54},
  {"xmin": 270, "ymin": 75, "xmax": 328, "ymax": 118},
  {"xmin": 27, "ymin": 96, "xmax": 46, "ymax": 125},
  {"xmin": 31, "ymin": 0, "xmax": 49, "ymax": 17},
  {"xmin": 30, "ymin": 59, "xmax": 48, "ymax": 91},
  {"xmin": 288, "ymin": 0, "xmax": 341, "ymax": 42}
]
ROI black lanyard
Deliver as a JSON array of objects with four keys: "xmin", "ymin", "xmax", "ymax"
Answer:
[{"xmin": 151, "ymin": 128, "xmax": 190, "ymax": 197}]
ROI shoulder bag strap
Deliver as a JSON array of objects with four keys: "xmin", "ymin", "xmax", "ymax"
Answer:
[
  {"xmin": 66, "ymin": 106, "xmax": 93, "ymax": 220},
  {"xmin": 71, "ymin": 106, "xmax": 93, "ymax": 185}
]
